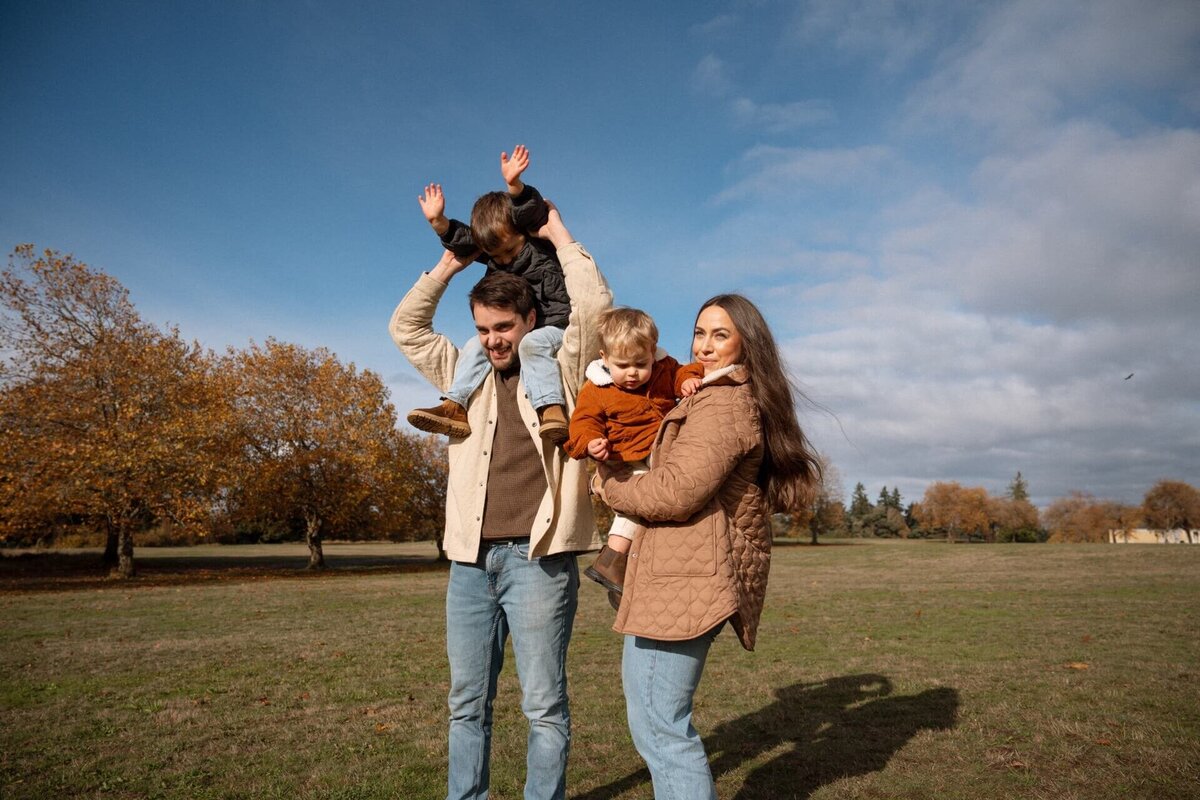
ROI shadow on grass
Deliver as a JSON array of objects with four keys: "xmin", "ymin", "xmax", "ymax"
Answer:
[
  {"xmin": 574, "ymin": 673, "xmax": 958, "ymax": 800},
  {"xmin": 0, "ymin": 549, "xmax": 447, "ymax": 593}
]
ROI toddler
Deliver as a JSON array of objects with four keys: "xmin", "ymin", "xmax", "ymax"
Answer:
[
  {"xmin": 408, "ymin": 145, "xmax": 571, "ymax": 444},
  {"xmin": 566, "ymin": 307, "xmax": 704, "ymax": 600}
]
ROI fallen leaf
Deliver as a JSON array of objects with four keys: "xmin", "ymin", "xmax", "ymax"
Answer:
[
  {"xmin": 1095, "ymin": 738, "xmax": 1111, "ymax": 745},
  {"xmin": 1064, "ymin": 662, "xmax": 1090, "ymax": 670},
  {"xmin": 375, "ymin": 723, "xmax": 392, "ymax": 733}
]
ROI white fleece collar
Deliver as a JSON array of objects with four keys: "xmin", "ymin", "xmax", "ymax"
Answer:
[{"xmin": 585, "ymin": 347, "xmax": 669, "ymax": 386}]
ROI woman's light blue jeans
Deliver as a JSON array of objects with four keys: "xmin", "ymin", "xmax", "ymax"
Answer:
[
  {"xmin": 445, "ymin": 540, "xmax": 579, "ymax": 800},
  {"xmin": 622, "ymin": 627, "xmax": 722, "ymax": 800},
  {"xmin": 445, "ymin": 326, "xmax": 565, "ymax": 410}
]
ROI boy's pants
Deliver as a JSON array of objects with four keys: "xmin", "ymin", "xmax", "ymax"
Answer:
[{"xmin": 445, "ymin": 327, "xmax": 565, "ymax": 409}]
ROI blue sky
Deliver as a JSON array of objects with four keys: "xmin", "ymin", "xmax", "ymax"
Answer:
[{"xmin": 3, "ymin": 0, "xmax": 1198, "ymax": 509}]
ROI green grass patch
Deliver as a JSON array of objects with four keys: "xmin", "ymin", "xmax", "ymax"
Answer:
[{"xmin": 1, "ymin": 541, "xmax": 1197, "ymax": 798}]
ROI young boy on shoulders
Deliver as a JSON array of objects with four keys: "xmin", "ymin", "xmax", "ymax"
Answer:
[
  {"xmin": 408, "ymin": 145, "xmax": 572, "ymax": 444},
  {"xmin": 565, "ymin": 307, "xmax": 704, "ymax": 603}
]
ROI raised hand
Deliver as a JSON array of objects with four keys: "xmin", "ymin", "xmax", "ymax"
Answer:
[
  {"xmin": 418, "ymin": 184, "xmax": 449, "ymax": 235},
  {"xmin": 500, "ymin": 145, "xmax": 530, "ymax": 191}
]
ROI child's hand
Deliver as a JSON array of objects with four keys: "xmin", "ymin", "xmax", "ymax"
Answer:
[
  {"xmin": 586, "ymin": 437, "xmax": 611, "ymax": 462},
  {"xmin": 679, "ymin": 377, "xmax": 703, "ymax": 397},
  {"xmin": 500, "ymin": 145, "xmax": 530, "ymax": 191},
  {"xmin": 418, "ymin": 184, "xmax": 450, "ymax": 234}
]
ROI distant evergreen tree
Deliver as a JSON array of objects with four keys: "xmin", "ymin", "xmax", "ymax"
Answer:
[
  {"xmin": 1008, "ymin": 471, "xmax": 1029, "ymax": 502},
  {"xmin": 850, "ymin": 482, "xmax": 872, "ymax": 518}
]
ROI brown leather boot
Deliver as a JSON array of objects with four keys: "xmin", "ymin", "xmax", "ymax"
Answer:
[
  {"xmin": 537, "ymin": 404, "xmax": 569, "ymax": 445},
  {"xmin": 407, "ymin": 398, "xmax": 470, "ymax": 438},
  {"xmin": 585, "ymin": 545, "xmax": 627, "ymax": 594}
]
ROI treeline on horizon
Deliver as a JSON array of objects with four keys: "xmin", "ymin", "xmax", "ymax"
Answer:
[
  {"xmin": 3, "ymin": 247, "xmax": 1197, "ymax": 580},
  {"xmin": 773, "ymin": 470, "xmax": 1200, "ymax": 544}
]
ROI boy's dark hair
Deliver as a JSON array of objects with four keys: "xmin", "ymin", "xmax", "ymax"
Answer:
[
  {"xmin": 470, "ymin": 192, "xmax": 519, "ymax": 253},
  {"xmin": 469, "ymin": 272, "xmax": 536, "ymax": 318}
]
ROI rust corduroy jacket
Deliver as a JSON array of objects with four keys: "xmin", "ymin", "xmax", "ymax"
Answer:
[
  {"xmin": 596, "ymin": 365, "xmax": 770, "ymax": 651},
  {"xmin": 565, "ymin": 352, "xmax": 703, "ymax": 462}
]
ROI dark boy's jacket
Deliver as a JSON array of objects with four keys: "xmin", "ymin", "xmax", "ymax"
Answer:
[{"xmin": 439, "ymin": 183, "xmax": 571, "ymax": 329}]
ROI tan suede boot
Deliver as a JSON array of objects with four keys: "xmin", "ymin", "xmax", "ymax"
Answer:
[
  {"xmin": 537, "ymin": 403, "xmax": 569, "ymax": 445},
  {"xmin": 407, "ymin": 399, "xmax": 470, "ymax": 438}
]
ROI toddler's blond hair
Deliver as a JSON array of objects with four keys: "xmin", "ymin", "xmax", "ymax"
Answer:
[{"xmin": 598, "ymin": 307, "xmax": 658, "ymax": 358}]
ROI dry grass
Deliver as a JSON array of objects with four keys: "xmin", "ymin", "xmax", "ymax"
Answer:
[{"xmin": 1, "ymin": 540, "xmax": 1197, "ymax": 798}]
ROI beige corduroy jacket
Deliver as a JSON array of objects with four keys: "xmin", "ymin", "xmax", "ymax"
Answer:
[
  {"xmin": 389, "ymin": 242, "xmax": 612, "ymax": 562},
  {"xmin": 597, "ymin": 366, "xmax": 770, "ymax": 650}
]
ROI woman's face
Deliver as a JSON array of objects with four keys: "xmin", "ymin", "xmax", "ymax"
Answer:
[{"xmin": 693, "ymin": 305, "xmax": 743, "ymax": 375}]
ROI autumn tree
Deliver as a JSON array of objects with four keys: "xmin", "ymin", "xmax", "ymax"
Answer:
[
  {"xmin": 1042, "ymin": 491, "xmax": 1138, "ymax": 543},
  {"xmin": 0, "ymin": 246, "xmax": 229, "ymax": 576},
  {"xmin": 990, "ymin": 471, "xmax": 1041, "ymax": 542},
  {"xmin": 912, "ymin": 481, "xmax": 991, "ymax": 542},
  {"xmin": 225, "ymin": 339, "xmax": 444, "ymax": 568},
  {"xmin": 806, "ymin": 455, "xmax": 846, "ymax": 542},
  {"xmin": 1141, "ymin": 480, "xmax": 1200, "ymax": 542}
]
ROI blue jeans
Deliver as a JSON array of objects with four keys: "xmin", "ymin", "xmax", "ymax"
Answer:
[
  {"xmin": 445, "ymin": 541, "xmax": 579, "ymax": 800},
  {"xmin": 622, "ymin": 626, "xmax": 723, "ymax": 800},
  {"xmin": 445, "ymin": 327, "xmax": 565, "ymax": 410}
]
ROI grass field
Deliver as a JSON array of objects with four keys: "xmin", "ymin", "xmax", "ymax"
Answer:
[{"xmin": 2, "ymin": 540, "xmax": 1197, "ymax": 799}]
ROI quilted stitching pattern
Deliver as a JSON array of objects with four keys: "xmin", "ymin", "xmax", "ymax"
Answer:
[{"xmin": 600, "ymin": 368, "xmax": 770, "ymax": 650}]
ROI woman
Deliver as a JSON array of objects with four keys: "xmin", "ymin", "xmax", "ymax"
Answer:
[{"xmin": 594, "ymin": 293, "xmax": 821, "ymax": 799}]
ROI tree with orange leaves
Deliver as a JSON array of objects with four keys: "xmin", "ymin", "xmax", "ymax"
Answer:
[
  {"xmin": 1141, "ymin": 480, "xmax": 1200, "ymax": 543},
  {"xmin": 0, "ymin": 245, "xmax": 231, "ymax": 577},
  {"xmin": 912, "ymin": 481, "xmax": 991, "ymax": 542},
  {"xmin": 224, "ymin": 339, "xmax": 445, "ymax": 568}
]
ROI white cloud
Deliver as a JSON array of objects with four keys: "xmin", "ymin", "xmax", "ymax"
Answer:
[
  {"xmin": 884, "ymin": 123, "xmax": 1200, "ymax": 323},
  {"xmin": 730, "ymin": 97, "xmax": 834, "ymax": 133},
  {"xmin": 689, "ymin": 13, "xmax": 738, "ymax": 37},
  {"xmin": 904, "ymin": 0, "xmax": 1200, "ymax": 135},
  {"xmin": 692, "ymin": 54, "xmax": 734, "ymax": 97},
  {"xmin": 713, "ymin": 144, "xmax": 898, "ymax": 203},
  {"xmin": 788, "ymin": 0, "xmax": 948, "ymax": 73}
]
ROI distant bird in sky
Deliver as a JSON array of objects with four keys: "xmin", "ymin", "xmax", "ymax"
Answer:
[{"xmin": 1125, "ymin": 373, "xmax": 1134, "ymax": 380}]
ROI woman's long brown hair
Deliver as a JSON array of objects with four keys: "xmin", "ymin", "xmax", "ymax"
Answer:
[{"xmin": 697, "ymin": 294, "xmax": 821, "ymax": 512}]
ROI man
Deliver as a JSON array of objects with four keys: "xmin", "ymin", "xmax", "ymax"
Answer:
[{"xmin": 389, "ymin": 205, "xmax": 611, "ymax": 800}]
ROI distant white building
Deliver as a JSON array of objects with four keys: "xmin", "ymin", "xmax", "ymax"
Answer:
[{"xmin": 1109, "ymin": 528, "xmax": 1198, "ymax": 544}]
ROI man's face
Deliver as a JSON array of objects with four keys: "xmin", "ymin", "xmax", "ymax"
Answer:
[{"xmin": 472, "ymin": 303, "xmax": 537, "ymax": 371}]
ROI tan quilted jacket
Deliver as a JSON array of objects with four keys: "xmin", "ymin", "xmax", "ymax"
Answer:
[{"xmin": 597, "ymin": 366, "xmax": 770, "ymax": 651}]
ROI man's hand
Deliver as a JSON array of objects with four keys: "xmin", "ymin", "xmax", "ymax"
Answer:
[
  {"xmin": 428, "ymin": 247, "xmax": 476, "ymax": 284},
  {"xmin": 501, "ymin": 145, "xmax": 530, "ymax": 194},
  {"xmin": 586, "ymin": 437, "xmax": 611, "ymax": 462},
  {"xmin": 418, "ymin": 184, "xmax": 450, "ymax": 236},
  {"xmin": 533, "ymin": 202, "xmax": 574, "ymax": 250},
  {"xmin": 679, "ymin": 377, "xmax": 703, "ymax": 397}
]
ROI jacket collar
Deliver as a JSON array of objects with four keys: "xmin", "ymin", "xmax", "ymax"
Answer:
[
  {"xmin": 701, "ymin": 364, "xmax": 748, "ymax": 386},
  {"xmin": 585, "ymin": 347, "xmax": 670, "ymax": 386}
]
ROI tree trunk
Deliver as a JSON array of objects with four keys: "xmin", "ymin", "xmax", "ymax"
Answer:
[
  {"xmin": 810, "ymin": 526, "xmax": 819, "ymax": 546},
  {"xmin": 112, "ymin": 526, "xmax": 136, "ymax": 579},
  {"xmin": 305, "ymin": 514, "xmax": 325, "ymax": 569},
  {"xmin": 435, "ymin": 532, "xmax": 448, "ymax": 562},
  {"xmin": 102, "ymin": 527, "xmax": 119, "ymax": 570}
]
